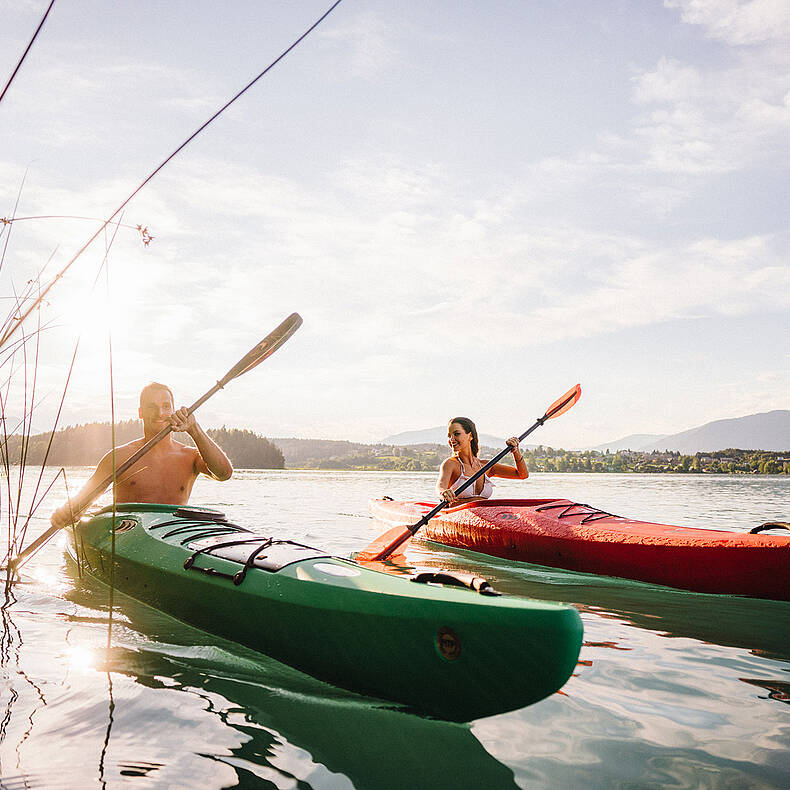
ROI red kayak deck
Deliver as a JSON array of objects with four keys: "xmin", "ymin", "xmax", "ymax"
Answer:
[{"xmin": 369, "ymin": 498, "xmax": 790, "ymax": 601}]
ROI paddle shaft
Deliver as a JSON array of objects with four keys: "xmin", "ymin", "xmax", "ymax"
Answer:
[
  {"xmin": 7, "ymin": 313, "xmax": 302, "ymax": 572},
  {"xmin": 375, "ymin": 387, "xmax": 579, "ymax": 560}
]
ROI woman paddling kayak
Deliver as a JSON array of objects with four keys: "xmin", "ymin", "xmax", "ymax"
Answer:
[{"xmin": 437, "ymin": 417, "xmax": 528, "ymax": 505}]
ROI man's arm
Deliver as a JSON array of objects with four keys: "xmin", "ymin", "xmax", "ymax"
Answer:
[
  {"xmin": 171, "ymin": 407, "xmax": 233, "ymax": 481},
  {"xmin": 50, "ymin": 450, "xmax": 118, "ymax": 528}
]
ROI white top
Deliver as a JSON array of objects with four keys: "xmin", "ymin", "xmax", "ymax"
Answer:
[{"xmin": 453, "ymin": 459, "xmax": 494, "ymax": 499}]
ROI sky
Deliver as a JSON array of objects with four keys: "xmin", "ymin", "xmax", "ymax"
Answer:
[{"xmin": 1, "ymin": 0, "xmax": 788, "ymax": 449}]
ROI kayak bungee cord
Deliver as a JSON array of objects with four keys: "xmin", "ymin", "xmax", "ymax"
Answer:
[{"xmin": 536, "ymin": 501, "xmax": 614, "ymax": 523}]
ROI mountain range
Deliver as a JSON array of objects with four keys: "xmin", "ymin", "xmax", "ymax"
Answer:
[
  {"xmin": 593, "ymin": 410, "xmax": 790, "ymax": 453},
  {"xmin": 589, "ymin": 433, "xmax": 668, "ymax": 452},
  {"xmin": 381, "ymin": 411, "xmax": 790, "ymax": 454}
]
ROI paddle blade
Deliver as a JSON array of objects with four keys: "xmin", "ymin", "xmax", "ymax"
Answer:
[
  {"xmin": 356, "ymin": 525, "xmax": 413, "ymax": 563},
  {"xmin": 224, "ymin": 313, "xmax": 303, "ymax": 383},
  {"xmin": 544, "ymin": 383, "xmax": 581, "ymax": 421}
]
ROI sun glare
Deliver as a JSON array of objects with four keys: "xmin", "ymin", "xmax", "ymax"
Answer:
[
  {"xmin": 27, "ymin": 562, "xmax": 68, "ymax": 594},
  {"xmin": 66, "ymin": 645, "xmax": 96, "ymax": 673},
  {"xmin": 62, "ymin": 255, "xmax": 146, "ymax": 372},
  {"xmin": 72, "ymin": 283, "xmax": 127, "ymax": 341}
]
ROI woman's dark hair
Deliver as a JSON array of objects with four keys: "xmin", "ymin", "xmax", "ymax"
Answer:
[{"xmin": 448, "ymin": 417, "xmax": 479, "ymax": 456}]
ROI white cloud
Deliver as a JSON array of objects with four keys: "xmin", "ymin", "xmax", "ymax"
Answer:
[
  {"xmin": 628, "ymin": 53, "xmax": 790, "ymax": 172},
  {"xmin": 98, "ymin": 157, "xmax": 789, "ymax": 364},
  {"xmin": 665, "ymin": 0, "xmax": 790, "ymax": 45},
  {"xmin": 320, "ymin": 11, "xmax": 397, "ymax": 79},
  {"xmin": 632, "ymin": 58, "xmax": 703, "ymax": 105}
]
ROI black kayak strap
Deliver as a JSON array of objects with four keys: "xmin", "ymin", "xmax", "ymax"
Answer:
[
  {"xmin": 184, "ymin": 537, "xmax": 275, "ymax": 586},
  {"xmin": 750, "ymin": 521, "xmax": 790, "ymax": 534}
]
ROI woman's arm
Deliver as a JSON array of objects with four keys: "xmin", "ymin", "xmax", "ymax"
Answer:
[
  {"xmin": 488, "ymin": 437, "xmax": 529, "ymax": 480},
  {"xmin": 436, "ymin": 457, "xmax": 461, "ymax": 503}
]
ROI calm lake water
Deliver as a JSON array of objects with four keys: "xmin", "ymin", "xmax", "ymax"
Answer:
[{"xmin": 2, "ymin": 470, "xmax": 789, "ymax": 788}]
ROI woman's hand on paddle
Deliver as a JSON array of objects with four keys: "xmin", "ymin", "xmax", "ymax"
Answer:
[
  {"xmin": 486, "ymin": 437, "xmax": 528, "ymax": 480},
  {"xmin": 440, "ymin": 488, "xmax": 458, "ymax": 505}
]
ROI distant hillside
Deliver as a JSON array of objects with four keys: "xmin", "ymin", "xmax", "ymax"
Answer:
[
  {"xmin": 271, "ymin": 438, "xmax": 377, "ymax": 468},
  {"xmin": 3, "ymin": 421, "xmax": 284, "ymax": 468},
  {"xmin": 380, "ymin": 426, "xmax": 506, "ymax": 447},
  {"xmin": 270, "ymin": 437, "xmax": 449, "ymax": 471},
  {"xmin": 639, "ymin": 410, "xmax": 790, "ymax": 453},
  {"xmin": 590, "ymin": 433, "xmax": 668, "ymax": 452}
]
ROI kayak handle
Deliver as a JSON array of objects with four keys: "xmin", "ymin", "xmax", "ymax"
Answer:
[
  {"xmin": 409, "ymin": 571, "xmax": 500, "ymax": 596},
  {"xmin": 749, "ymin": 521, "xmax": 790, "ymax": 534}
]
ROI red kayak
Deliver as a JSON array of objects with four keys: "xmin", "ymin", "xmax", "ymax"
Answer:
[{"xmin": 369, "ymin": 498, "xmax": 790, "ymax": 601}]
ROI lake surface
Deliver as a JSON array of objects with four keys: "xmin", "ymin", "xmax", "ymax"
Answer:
[{"xmin": 2, "ymin": 470, "xmax": 789, "ymax": 788}]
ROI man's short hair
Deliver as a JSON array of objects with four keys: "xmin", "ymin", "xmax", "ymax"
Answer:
[{"xmin": 139, "ymin": 382, "xmax": 174, "ymax": 409}]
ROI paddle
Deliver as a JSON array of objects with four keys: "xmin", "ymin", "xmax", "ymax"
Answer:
[
  {"xmin": 356, "ymin": 383, "xmax": 582, "ymax": 563},
  {"xmin": 5, "ymin": 312, "xmax": 303, "ymax": 574}
]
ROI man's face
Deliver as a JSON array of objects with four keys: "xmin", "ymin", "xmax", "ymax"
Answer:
[{"xmin": 139, "ymin": 389, "xmax": 174, "ymax": 430}]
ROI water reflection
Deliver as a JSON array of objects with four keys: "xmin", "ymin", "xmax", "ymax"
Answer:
[
  {"xmin": 739, "ymin": 678, "xmax": 790, "ymax": 704},
  {"xmin": 98, "ymin": 672, "xmax": 115, "ymax": 789},
  {"xmin": 62, "ymin": 577, "xmax": 520, "ymax": 789},
  {"xmin": 1, "ymin": 593, "xmax": 48, "ymax": 787}
]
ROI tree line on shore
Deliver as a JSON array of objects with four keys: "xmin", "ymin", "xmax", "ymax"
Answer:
[
  {"xmin": 2, "ymin": 420, "xmax": 284, "ymax": 469},
  {"xmin": 288, "ymin": 443, "xmax": 790, "ymax": 474}
]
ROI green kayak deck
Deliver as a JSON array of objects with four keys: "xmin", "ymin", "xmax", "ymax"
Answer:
[{"xmin": 69, "ymin": 503, "xmax": 583, "ymax": 720}]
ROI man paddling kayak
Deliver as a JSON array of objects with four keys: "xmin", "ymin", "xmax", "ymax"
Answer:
[{"xmin": 50, "ymin": 382, "xmax": 233, "ymax": 528}]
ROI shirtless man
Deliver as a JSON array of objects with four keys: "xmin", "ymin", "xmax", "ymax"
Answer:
[{"xmin": 50, "ymin": 382, "xmax": 233, "ymax": 528}]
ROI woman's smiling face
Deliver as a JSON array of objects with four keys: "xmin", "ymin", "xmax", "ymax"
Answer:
[{"xmin": 448, "ymin": 422, "xmax": 472, "ymax": 454}]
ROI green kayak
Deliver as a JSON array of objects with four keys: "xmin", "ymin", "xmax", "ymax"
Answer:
[{"xmin": 68, "ymin": 503, "xmax": 583, "ymax": 720}]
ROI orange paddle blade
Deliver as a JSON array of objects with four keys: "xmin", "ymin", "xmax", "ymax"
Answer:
[
  {"xmin": 545, "ymin": 383, "xmax": 581, "ymax": 421},
  {"xmin": 356, "ymin": 525, "xmax": 412, "ymax": 563}
]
